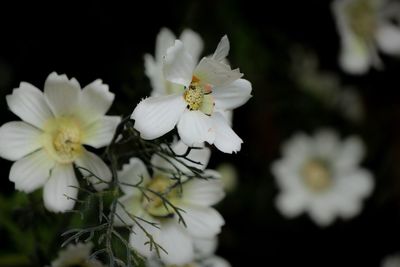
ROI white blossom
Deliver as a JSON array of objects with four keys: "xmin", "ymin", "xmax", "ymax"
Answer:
[
  {"xmin": 332, "ymin": 0, "xmax": 400, "ymax": 74},
  {"xmin": 132, "ymin": 35, "xmax": 252, "ymax": 153},
  {"xmin": 115, "ymin": 141, "xmax": 225, "ymax": 265},
  {"xmin": 0, "ymin": 72, "xmax": 120, "ymax": 212},
  {"xmin": 272, "ymin": 129, "xmax": 374, "ymax": 226}
]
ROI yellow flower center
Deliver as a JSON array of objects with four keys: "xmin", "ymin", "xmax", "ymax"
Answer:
[
  {"xmin": 42, "ymin": 116, "xmax": 83, "ymax": 164},
  {"xmin": 142, "ymin": 175, "xmax": 179, "ymax": 218},
  {"xmin": 183, "ymin": 76, "xmax": 214, "ymax": 115},
  {"xmin": 302, "ymin": 160, "xmax": 331, "ymax": 193},
  {"xmin": 346, "ymin": 0, "xmax": 377, "ymax": 42}
]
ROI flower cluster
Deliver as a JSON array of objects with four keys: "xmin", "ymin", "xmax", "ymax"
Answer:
[{"xmin": 0, "ymin": 28, "xmax": 249, "ymax": 266}]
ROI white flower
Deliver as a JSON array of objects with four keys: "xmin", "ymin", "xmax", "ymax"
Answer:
[
  {"xmin": 115, "ymin": 141, "xmax": 225, "ymax": 265},
  {"xmin": 50, "ymin": 242, "xmax": 106, "ymax": 267},
  {"xmin": 272, "ymin": 129, "xmax": 374, "ymax": 227},
  {"xmin": 381, "ymin": 253, "xmax": 400, "ymax": 267},
  {"xmin": 132, "ymin": 35, "xmax": 252, "ymax": 154},
  {"xmin": 332, "ymin": 0, "xmax": 400, "ymax": 74},
  {"xmin": 146, "ymin": 237, "xmax": 231, "ymax": 267},
  {"xmin": 0, "ymin": 72, "xmax": 120, "ymax": 212},
  {"xmin": 145, "ymin": 27, "xmax": 204, "ymax": 96}
]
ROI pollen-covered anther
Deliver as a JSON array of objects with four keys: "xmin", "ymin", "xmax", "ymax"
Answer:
[
  {"xmin": 184, "ymin": 82, "xmax": 205, "ymax": 111},
  {"xmin": 302, "ymin": 160, "xmax": 332, "ymax": 192},
  {"xmin": 43, "ymin": 117, "xmax": 83, "ymax": 164}
]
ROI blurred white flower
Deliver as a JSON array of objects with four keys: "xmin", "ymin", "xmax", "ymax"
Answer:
[
  {"xmin": 132, "ymin": 35, "xmax": 252, "ymax": 153},
  {"xmin": 382, "ymin": 253, "xmax": 400, "ymax": 267},
  {"xmin": 216, "ymin": 163, "xmax": 238, "ymax": 193},
  {"xmin": 272, "ymin": 129, "xmax": 374, "ymax": 227},
  {"xmin": 115, "ymin": 141, "xmax": 225, "ymax": 265},
  {"xmin": 146, "ymin": 237, "xmax": 230, "ymax": 267},
  {"xmin": 332, "ymin": 0, "xmax": 400, "ymax": 74},
  {"xmin": 50, "ymin": 242, "xmax": 105, "ymax": 267},
  {"xmin": 145, "ymin": 28, "xmax": 204, "ymax": 97},
  {"xmin": 0, "ymin": 72, "xmax": 120, "ymax": 212}
]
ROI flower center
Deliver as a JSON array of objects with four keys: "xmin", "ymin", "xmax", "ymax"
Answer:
[
  {"xmin": 183, "ymin": 76, "xmax": 214, "ymax": 115},
  {"xmin": 346, "ymin": 0, "xmax": 377, "ymax": 42},
  {"xmin": 142, "ymin": 175, "xmax": 179, "ymax": 218},
  {"xmin": 42, "ymin": 117, "xmax": 83, "ymax": 164},
  {"xmin": 302, "ymin": 160, "xmax": 331, "ymax": 193}
]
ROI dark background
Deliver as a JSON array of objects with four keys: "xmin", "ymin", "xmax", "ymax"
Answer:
[{"xmin": 1, "ymin": 0, "xmax": 400, "ymax": 266}]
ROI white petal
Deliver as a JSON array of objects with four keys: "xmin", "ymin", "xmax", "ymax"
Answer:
[
  {"xmin": 180, "ymin": 29, "xmax": 204, "ymax": 63},
  {"xmin": 10, "ymin": 149, "xmax": 55, "ymax": 193},
  {"xmin": 275, "ymin": 191, "xmax": 307, "ymax": 218},
  {"xmin": 377, "ymin": 23, "xmax": 400, "ymax": 55},
  {"xmin": 336, "ymin": 169, "xmax": 374, "ymax": 200},
  {"xmin": 132, "ymin": 94, "xmax": 187, "ymax": 140},
  {"xmin": 281, "ymin": 133, "xmax": 311, "ymax": 166},
  {"xmin": 44, "ymin": 72, "xmax": 81, "ymax": 116},
  {"xmin": 115, "ymin": 194, "xmax": 143, "ymax": 226},
  {"xmin": 333, "ymin": 136, "xmax": 365, "ymax": 170},
  {"xmin": 0, "ymin": 121, "xmax": 42, "ymax": 161},
  {"xmin": 339, "ymin": 35, "xmax": 373, "ymax": 75},
  {"xmin": 211, "ymin": 112, "xmax": 242, "ymax": 154},
  {"xmin": 144, "ymin": 54, "xmax": 166, "ymax": 97},
  {"xmin": 193, "ymin": 237, "xmax": 218, "ymax": 258},
  {"xmin": 158, "ymin": 221, "xmax": 194, "ymax": 265},
  {"xmin": 182, "ymin": 177, "xmax": 225, "ymax": 207},
  {"xmin": 179, "ymin": 204, "xmax": 224, "ymax": 239},
  {"xmin": 213, "ymin": 79, "xmax": 252, "ymax": 110},
  {"xmin": 177, "ymin": 110, "xmax": 215, "ymax": 147},
  {"xmin": 212, "ymin": 35, "xmax": 230, "ymax": 62},
  {"xmin": 155, "ymin": 28, "xmax": 176, "ymax": 62},
  {"xmin": 164, "ymin": 40, "xmax": 196, "ymax": 87},
  {"xmin": 194, "ymin": 58, "xmax": 243, "ymax": 87},
  {"xmin": 118, "ymin": 157, "xmax": 150, "ymax": 195},
  {"xmin": 308, "ymin": 198, "xmax": 337, "ymax": 227},
  {"xmin": 314, "ymin": 129, "xmax": 339, "ymax": 160},
  {"xmin": 129, "ymin": 216, "xmax": 161, "ymax": 259},
  {"xmin": 82, "ymin": 116, "xmax": 120, "ymax": 148},
  {"xmin": 75, "ymin": 79, "xmax": 115, "ymax": 126},
  {"xmin": 43, "ymin": 163, "xmax": 78, "ymax": 212},
  {"xmin": 172, "ymin": 140, "xmax": 211, "ymax": 171},
  {"xmin": 202, "ymin": 256, "xmax": 231, "ymax": 267},
  {"xmin": 6, "ymin": 82, "xmax": 53, "ymax": 129},
  {"xmin": 75, "ymin": 149, "xmax": 112, "ymax": 191},
  {"xmin": 331, "ymin": 0, "xmax": 377, "ymax": 74}
]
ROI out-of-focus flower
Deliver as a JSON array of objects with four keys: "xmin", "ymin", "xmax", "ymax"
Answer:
[
  {"xmin": 291, "ymin": 48, "xmax": 364, "ymax": 122},
  {"xmin": 216, "ymin": 163, "xmax": 238, "ymax": 193},
  {"xmin": 272, "ymin": 129, "xmax": 374, "ymax": 226},
  {"xmin": 146, "ymin": 237, "xmax": 231, "ymax": 267},
  {"xmin": 0, "ymin": 72, "xmax": 120, "ymax": 212},
  {"xmin": 50, "ymin": 242, "xmax": 105, "ymax": 267},
  {"xmin": 132, "ymin": 36, "xmax": 252, "ymax": 154},
  {"xmin": 145, "ymin": 28, "xmax": 204, "ymax": 97},
  {"xmin": 332, "ymin": 0, "xmax": 400, "ymax": 74},
  {"xmin": 381, "ymin": 253, "xmax": 400, "ymax": 267},
  {"xmin": 115, "ymin": 141, "xmax": 225, "ymax": 265}
]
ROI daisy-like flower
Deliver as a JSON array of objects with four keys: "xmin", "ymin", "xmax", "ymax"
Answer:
[
  {"xmin": 115, "ymin": 141, "xmax": 225, "ymax": 265},
  {"xmin": 145, "ymin": 27, "xmax": 204, "ymax": 96},
  {"xmin": 0, "ymin": 72, "xmax": 120, "ymax": 212},
  {"xmin": 272, "ymin": 130, "xmax": 374, "ymax": 227},
  {"xmin": 381, "ymin": 253, "xmax": 400, "ymax": 267},
  {"xmin": 332, "ymin": 0, "xmax": 400, "ymax": 74},
  {"xmin": 50, "ymin": 242, "xmax": 105, "ymax": 267},
  {"xmin": 132, "ymin": 35, "xmax": 252, "ymax": 154},
  {"xmin": 146, "ymin": 238, "xmax": 231, "ymax": 267}
]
